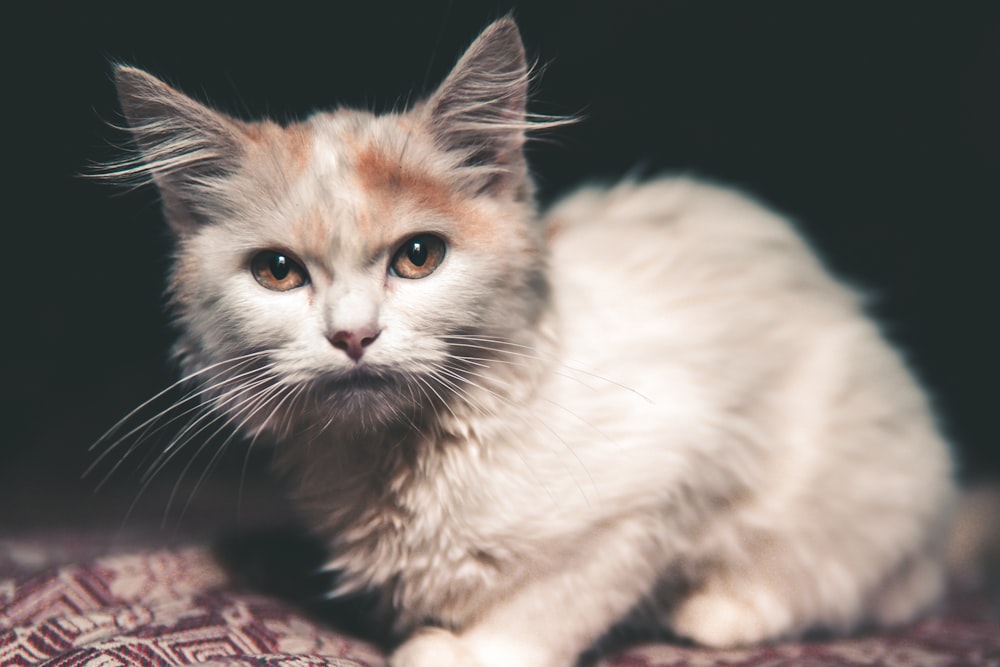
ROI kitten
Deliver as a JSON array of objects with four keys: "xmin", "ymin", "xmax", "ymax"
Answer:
[{"xmin": 105, "ymin": 18, "xmax": 955, "ymax": 667}]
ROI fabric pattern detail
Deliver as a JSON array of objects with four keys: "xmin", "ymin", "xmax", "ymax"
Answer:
[{"xmin": 1, "ymin": 547, "xmax": 997, "ymax": 666}]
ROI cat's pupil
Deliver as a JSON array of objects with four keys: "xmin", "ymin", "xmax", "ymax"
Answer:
[
  {"xmin": 270, "ymin": 254, "xmax": 290, "ymax": 280},
  {"xmin": 407, "ymin": 241, "xmax": 428, "ymax": 267}
]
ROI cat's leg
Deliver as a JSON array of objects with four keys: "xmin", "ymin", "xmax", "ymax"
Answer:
[
  {"xmin": 668, "ymin": 573, "xmax": 800, "ymax": 648},
  {"xmin": 390, "ymin": 628, "xmax": 480, "ymax": 667},
  {"xmin": 667, "ymin": 542, "xmax": 946, "ymax": 648},
  {"xmin": 667, "ymin": 520, "xmax": 861, "ymax": 647},
  {"xmin": 389, "ymin": 569, "xmax": 638, "ymax": 667},
  {"xmin": 390, "ymin": 518, "xmax": 667, "ymax": 667},
  {"xmin": 871, "ymin": 551, "xmax": 946, "ymax": 628}
]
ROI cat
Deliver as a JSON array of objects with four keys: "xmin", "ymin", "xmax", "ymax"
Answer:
[{"xmin": 103, "ymin": 17, "xmax": 956, "ymax": 667}]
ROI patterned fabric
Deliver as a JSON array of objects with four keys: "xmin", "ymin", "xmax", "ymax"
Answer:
[
  {"xmin": 0, "ymin": 547, "xmax": 384, "ymax": 667},
  {"xmin": 1, "ymin": 545, "xmax": 998, "ymax": 666}
]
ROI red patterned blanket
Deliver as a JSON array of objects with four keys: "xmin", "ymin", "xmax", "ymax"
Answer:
[{"xmin": 2, "ymin": 542, "xmax": 998, "ymax": 666}]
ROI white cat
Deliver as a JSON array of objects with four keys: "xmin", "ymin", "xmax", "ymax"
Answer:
[{"xmin": 106, "ymin": 18, "xmax": 955, "ymax": 667}]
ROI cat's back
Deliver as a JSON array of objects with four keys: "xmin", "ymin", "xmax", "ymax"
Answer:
[
  {"xmin": 538, "ymin": 176, "xmax": 950, "ymax": 494},
  {"xmin": 536, "ymin": 177, "xmax": 953, "ymax": 588},
  {"xmin": 544, "ymin": 176, "xmax": 847, "ymax": 308},
  {"xmin": 543, "ymin": 176, "xmax": 861, "ymax": 375}
]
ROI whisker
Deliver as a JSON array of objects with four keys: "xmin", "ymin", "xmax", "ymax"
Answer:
[
  {"xmin": 174, "ymin": 381, "xmax": 297, "ymax": 526},
  {"xmin": 140, "ymin": 377, "xmax": 272, "ymax": 488},
  {"xmin": 239, "ymin": 382, "xmax": 308, "ymax": 519},
  {"xmin": 434, "ymin": 361, "xmax": 598, "ymax": 502},
  {"xmin": 442, "ymin": 336, "xmax": 653, "ymax": 404},
  {"xmin": 107, "ymin": 367, "xmax": 274, "ymax": 484},
  {"xmin": 413, "ymin": 373, "xmax": 461, "ymax": 422},
  {"xmin": 139, "ymin": 372, "xmax": 275, "ymax": 484},
  {"xmin": 399, "ymin": 377, "xmax": 427, "ymax": 436},
  {"xmin": 88, "ymin": 350, "xmax": 269, "ymax": 453},
  {"xmin": 86, "ymin": 356, "xmax": 273, "ymax": 484},
  {"xmin": 123, "ymin": 374, "xmax": 281, "ymax": 529},
  {"xmin": 448, "ymin": 348, "xmax": 621, "ymax": 450},
  {"xmin": 426, "ymin": 367, "xmax": 560, "ymax": 504},
  {"xmin": 428, "ymin": 369, "xmax": 495, "ymax": 420}
]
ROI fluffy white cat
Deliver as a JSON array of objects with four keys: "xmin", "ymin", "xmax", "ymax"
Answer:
[{"xmin": 105, "ymin": 18, "xmax": 955, "ymax": 667}]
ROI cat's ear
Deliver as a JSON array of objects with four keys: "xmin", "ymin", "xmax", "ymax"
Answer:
[
  {"xmin": 112, "ymin": 66, "xmax": 248, "ymax": 235},
  {"xmin": 423, "ymin": 18, "xmax": 532, "ymax": 198}
]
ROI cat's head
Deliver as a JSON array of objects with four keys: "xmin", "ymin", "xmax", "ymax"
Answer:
[{"xmin": 110, "ymin": 19, "xmax": 556, "ymax": 436}]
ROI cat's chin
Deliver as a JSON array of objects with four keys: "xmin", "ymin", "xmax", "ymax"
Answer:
[
  {"xmin": 293, "ymin": 365, "xmax": 422, "ymax": 432},
  {"xmin": 313, "ymin": 363, "xmax": 402, "ymax": 392}
]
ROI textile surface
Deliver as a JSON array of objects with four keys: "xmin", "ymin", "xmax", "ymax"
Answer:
[{"xmin": 2, "ymin": 540, "xmax": 998, "ymax": 666}]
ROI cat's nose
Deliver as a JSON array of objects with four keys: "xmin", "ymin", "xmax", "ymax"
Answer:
[{"xmin": 328, "ymin": 327, "xmax": 381, "ymax": 362}]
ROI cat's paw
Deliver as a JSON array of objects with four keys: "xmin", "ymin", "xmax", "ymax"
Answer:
[
  {"xmin": 669, "ymin": 586, "xmax": 792, "ymax": 648},
  {"xmin": 390, "ymin": 627, "xmax": 480, "ymax": 667}
]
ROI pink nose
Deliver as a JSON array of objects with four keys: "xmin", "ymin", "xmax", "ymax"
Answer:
[{"xmin": 328, "ymin": 328, "xmax": 381, "ymax": 361}]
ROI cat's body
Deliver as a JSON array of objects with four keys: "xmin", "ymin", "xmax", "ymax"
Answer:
[{"xmin": 108, "ymin": 19, "xmax": 955, "ymax": 667}]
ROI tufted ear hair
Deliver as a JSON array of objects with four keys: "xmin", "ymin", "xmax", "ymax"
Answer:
[
  {"xmin": 422, "ymin": 18, "xmax": 534, "ymax": 199},
  {"xmin": 110, "ymin": 66, "xmax": 250, "ymax": 235}
]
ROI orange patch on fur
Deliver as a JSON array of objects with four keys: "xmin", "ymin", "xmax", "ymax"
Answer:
[
  {"xmin": 545, "ymin": 214, "xmax": 567, "ymax": 241},
  {"xmin": 287, "ymin": 208, "xmax": 333, "ymax": 277},
  {"xmin": 354, "ymin": 143, "xmax": 458, "ymax": 218},
  {"xmin": 242, "ymin": 121, "xmax": 314, "ymax": 176},
  {"xmin": 349, "ymin": 141, "xmax": 535, "ymax": 256},
  {"xmin": 282, "ymin": 123, "xmax": 313, "ymax": 174}
]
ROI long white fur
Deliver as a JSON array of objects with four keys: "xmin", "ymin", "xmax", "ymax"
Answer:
[{"xmin": 108, "ymin": 18, "xmax": 956, "ymax": 667}]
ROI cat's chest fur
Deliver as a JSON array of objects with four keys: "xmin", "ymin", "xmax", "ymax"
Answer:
[{"xmin": 281, "ymin": 408, "xmax": 565, "ymax": 629}]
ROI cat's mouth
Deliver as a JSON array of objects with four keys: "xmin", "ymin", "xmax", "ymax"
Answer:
[
  {"xmin": 309, "ymin": 364, "xmax": 406, "ymax": 398},
  {"xmin": 289, "ymin": 365, "xmax": 423, "ymax": 430}
]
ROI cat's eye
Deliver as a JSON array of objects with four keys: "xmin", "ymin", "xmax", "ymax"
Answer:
[
  {"xmin": 390, "ymin": 234, "xmax": 446, "ymax": 279},
  {"xmin": 251, "ymin": 250, "xmax": 309, "ymax": 291}
]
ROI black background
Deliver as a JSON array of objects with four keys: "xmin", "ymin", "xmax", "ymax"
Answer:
[{"xmin": 3, "ymin": 2, "xmax": 998, "ymax": 529}]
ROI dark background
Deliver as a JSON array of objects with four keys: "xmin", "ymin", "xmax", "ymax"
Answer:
[{"xmin": 3, "ymin": 2, "xmax": 998, "ymax": 530}]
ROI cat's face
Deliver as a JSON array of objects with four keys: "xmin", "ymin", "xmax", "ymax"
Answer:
[
  {"xmin": 113, "ymin": 20, "xmax": 553, "ymax": 435},
  {"xmin": 169, "ymin": 111, "xmax": 546, "ymax": 431}
]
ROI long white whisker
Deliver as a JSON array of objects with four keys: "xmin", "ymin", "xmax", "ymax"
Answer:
[
  {"xmin": 443, "ymin": 337, "xmax": 653, "ymax": 404},
  {"xmin": 399, "ymin": 378, "xmax": 426, "ymax": 436},
  {"xmin": 87, "ymin": 350, "xmax": 269, "ymax": 452},
  {"xmin": 427, "ymin": 367, "xmax": 561, "ymax": 504},
  {"xmin": 413, "ymin": 373, "xmax": 460, "ymax": 422},
  {"xmin": 428, "ymin": 369, "xmax": 496, "ymax": 419},
  {"xmin": 129, "ymin": 376, "xmax": 282, "ymax": 528},
  {"xmin": 174, "ymin": 381, "xmax": 297, "ymax": 525},
  {"xmin": 239, "ymin": 383, "xmax": 309, "ymax": 519},
  {"xmin": 86, "ymin": 358, "xmax": 273, "ymax": 483},
  {"xmin": 447, "ymin": 352, "xmax": 620, "ymax": 450},
  {"xmin": 434, "ymin": 364, "xmax": 597, "ymax": 502},
  {"xmin": 114, "ymin": 364, "xmax": 274, "ymax": 473},
  {"xmin": 139, "ymin": 372, "xmax": 276, "ymax": 484}
]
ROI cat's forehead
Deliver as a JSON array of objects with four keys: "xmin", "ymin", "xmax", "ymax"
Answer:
[
  {"xmin": 252, "ymin": 110, "xmax": 498, "ymax": 259},
  {"xmin": 306, "ymin": 109, "xmax": 460, "ymax": 205},
  {"xmin": 243, "ymin": 119, "xmax": 314, "ymax": 177}
]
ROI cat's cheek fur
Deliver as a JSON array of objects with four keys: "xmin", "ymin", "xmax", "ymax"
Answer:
[{"xmin": 173, "ymin": 236, "xmax": 303, "ymax": 352}]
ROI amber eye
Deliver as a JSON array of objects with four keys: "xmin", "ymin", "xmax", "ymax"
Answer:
[
  {"xmin": 251, "ymin": 251, "xmax": 309, "ymax": 291},
  {"xmin": 390, "ymin": 234, "xmax": 446, "ymax": 279}
]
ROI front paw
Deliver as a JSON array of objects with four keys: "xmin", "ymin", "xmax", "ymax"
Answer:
[
  {"xmin": 670, "ymin": 587, "xmax": 791, "ymax": 648},
  {"xmin": 390, "ymin": 627, "xmax": 480, "ymax": 667}
]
